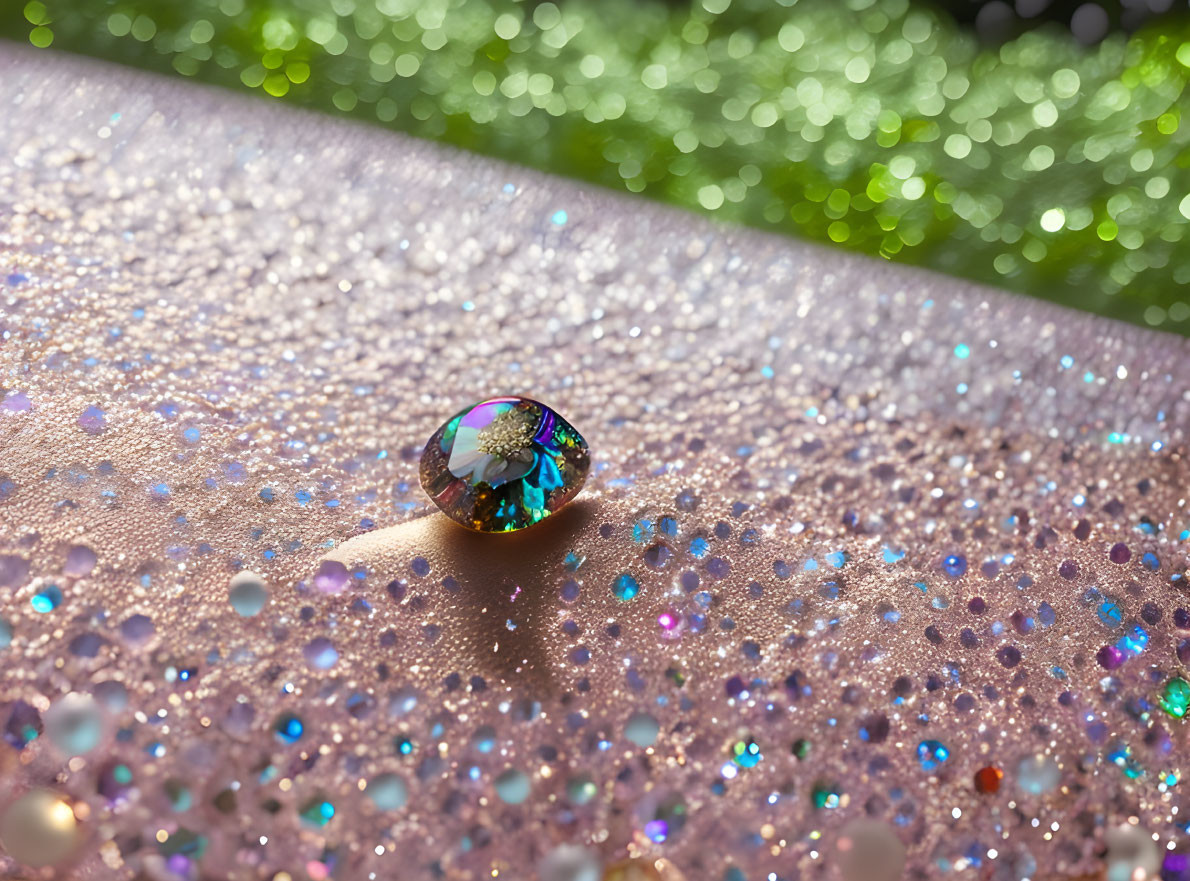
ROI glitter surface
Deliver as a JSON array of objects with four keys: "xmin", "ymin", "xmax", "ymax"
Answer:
[
  {"xmin": 0, "ymin": 49, "xmax": 1189, "ymax": 881},
  {"xmin": 4, "ymin": 0, "xmax": 1190, "ymax": 332}
]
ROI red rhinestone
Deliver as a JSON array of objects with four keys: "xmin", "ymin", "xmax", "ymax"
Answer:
[{"xmin": 974, "ymin": 766, "xmax": 1003, "ymax": 794}]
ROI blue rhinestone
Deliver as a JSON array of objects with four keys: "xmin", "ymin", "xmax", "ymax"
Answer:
[
  {"xmin": 942, "ymin": 554, "xmax": 967, "ymax": 578},
  {"xmin": 916, "ymin": 739, "xmax": 949, "ymax": 771}
]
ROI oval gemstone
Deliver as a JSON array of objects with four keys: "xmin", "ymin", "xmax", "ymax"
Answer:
[{"xmin": 420, "ymin": 396, "xmax": 589, "ymax": 532}]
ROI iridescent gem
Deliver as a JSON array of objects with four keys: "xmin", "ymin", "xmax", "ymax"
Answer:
[
  {"xmin": 3, "ymin": 701, "xmax": 41, "ymax": 750},
  {"xmin": 228, "ymin": 571, "xmax": 269, "ymax": 616},
  {"xmin": 634, "ymin": 791, "xmax": 687, "ymax": 842},
  {"xmin": 31, "ymin": 585, "xmax": 63, "ymax": 613},
  {"xmin": 1109, "ymin": 542, "xmax": 1131, "ymax": 564},
  {"xmin": 420, "ymin": 396, "xmax": 589, "ymax": 533}
]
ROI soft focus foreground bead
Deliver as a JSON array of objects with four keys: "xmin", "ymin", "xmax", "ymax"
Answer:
[
  {"xmin": 228, "ymin": 570, "xmax": 269, "ymax": 617},
  {"xmin": 43, "ymin": 693, "xmax": 103, "ymax": 756},
  {"xmin": 835, "ymin": 819, "xmax": 906, "ymax": 881},
  {"xmin": 420, "ymin": 396, "xmax": 589, "ymax": 533},
  {"xmin": 0, "ymin": 789, "xmax": 81, "ymax": 868},
  {"xmin": 1017, "ymin": 754, "xmax": 1062, "ymax": 795},
  {"xmin": 1104, "ymin": 823, "xmax": 1159, "ymax": 881},
  {"xmin": 538, "ymin": 844, "xmax": 602, "ymax": 881}
]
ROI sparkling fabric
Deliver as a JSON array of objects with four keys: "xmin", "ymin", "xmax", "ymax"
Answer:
[{"xmin": 0, "ymin": 49, "xmax": 1188, "ymax": 881}]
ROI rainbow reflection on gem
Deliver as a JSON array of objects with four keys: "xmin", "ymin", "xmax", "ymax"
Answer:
[{"xmin": 420, "ymin": 396, "xmax": 589, "ymax": 533}]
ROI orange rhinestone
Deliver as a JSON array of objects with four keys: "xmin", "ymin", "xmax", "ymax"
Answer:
[{"xmin": 974, "ymin": 766, "xmax": 1003, "ymax": 794}]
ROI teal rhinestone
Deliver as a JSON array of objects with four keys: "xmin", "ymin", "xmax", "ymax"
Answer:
[
  {"xmin": 420, "ymin": 396, "xmax": 589, "ymax": 533},
  {"xmin": 1161, "ymin": 677, "xmax": 1190, "ymax": 719}
]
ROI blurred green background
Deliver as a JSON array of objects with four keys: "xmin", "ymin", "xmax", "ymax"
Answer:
[{"xmin": 4, "ymin": 0, "xmax": 1190, "ymax": 334}]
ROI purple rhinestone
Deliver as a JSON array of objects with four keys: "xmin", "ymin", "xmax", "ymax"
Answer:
[
  {"xmin": 643, "ymin": 544, "xmax": 672, "ymax": 569},
  {"xmin": 706, "ymin": 557, "xmax": 731, "ymax": 579},
  {"xmin": 996, "ymin": 646, "xmax": 1022, "ymax": 668},
  {"xmin": 119, "ymin": 613, "xmax": 155, "ymax": 644},
  {"xmin": 3, "ymin": 701, "xmax": 42, "ymax": 749},
  {"xmin": 313, "ymin": 560, "xmax": 349, "ymax": 594},
  {"xmin": 1110, "ymin": 543, "xmax": 1131, "ymax": 564},
  {"xmin": 78, "ymin": 405, "xmax": 106, "ymax": 435},
  {"xmin": 63, "ymin": 544, "xmax": 98, "ymax": 577},
  {"xmin": 858, "ymin": 713, "xmax": 889, "ymax": 743},
  {"xmin": 1096, "ymin": 645, "xmax": 1126, "ymax": 670},
  {"xmin": 0, "ymin": 555, "xmax": 30, "ymax": 588},
  {"xmin": 97, "ymin": 760, "xmax": 133, "ymax": 802},
  {"xmin": 1162, "ymin": 852, "xmax": 1190, "ymax": 881}
]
